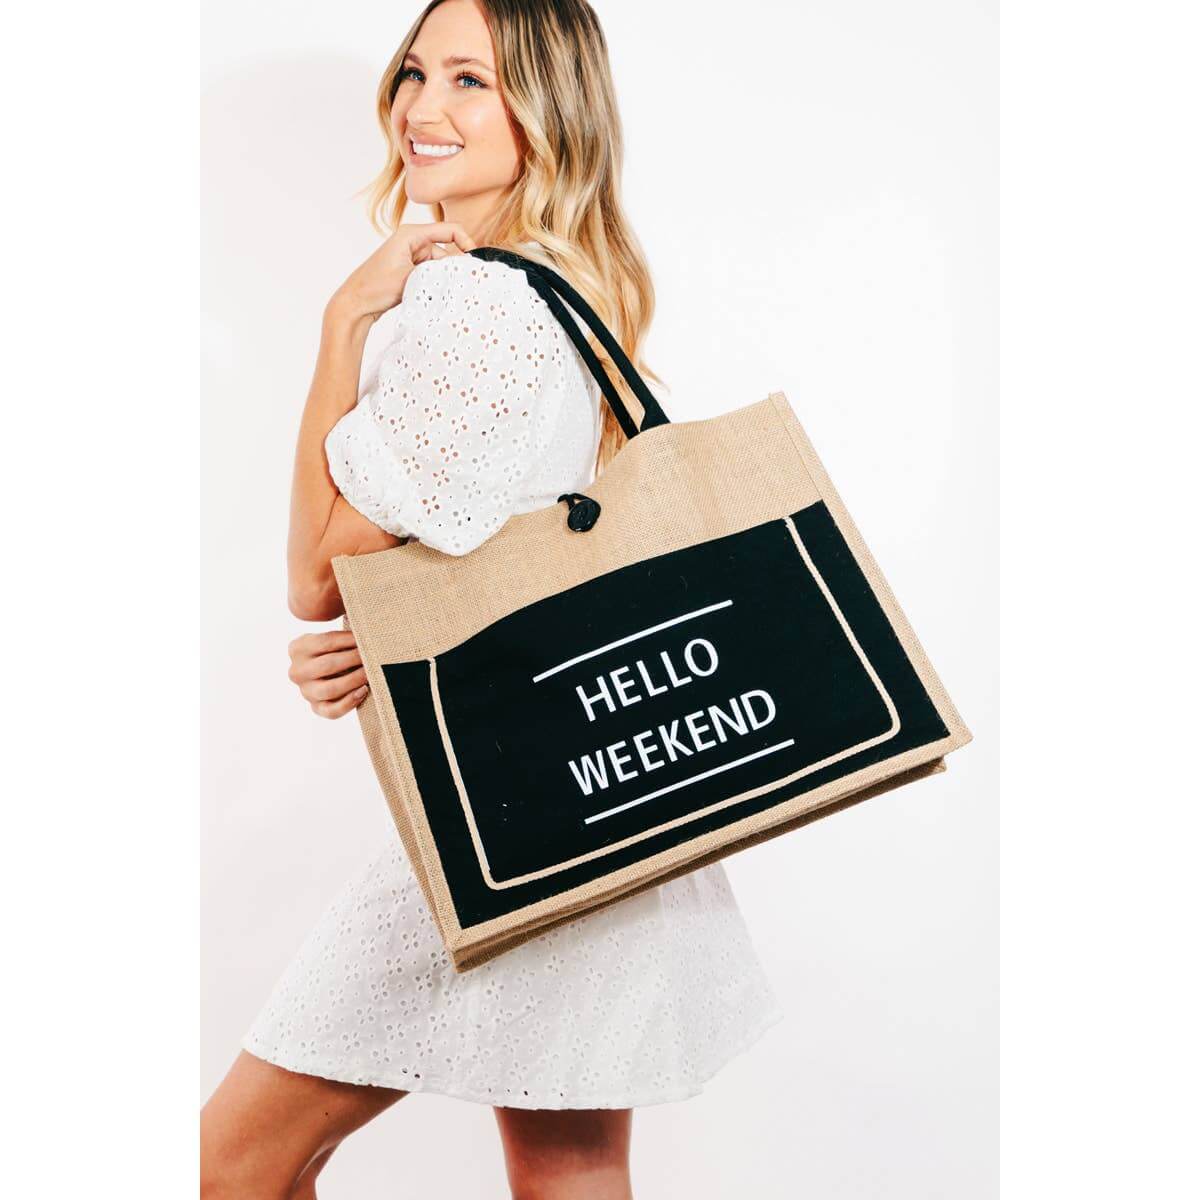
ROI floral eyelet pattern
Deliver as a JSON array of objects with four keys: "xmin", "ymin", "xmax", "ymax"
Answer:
[
  {"xmin": 242, "ymin": 838, "xmax": 784, "ymax": 1109},
  {"xmin": 324, "ymin": 254, "xmax": 601, "ymax": 556}
]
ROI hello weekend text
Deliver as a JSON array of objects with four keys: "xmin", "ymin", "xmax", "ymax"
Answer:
[{"xmin": 566, "ymin": 636, "xmax": 777, "ymax": 797}]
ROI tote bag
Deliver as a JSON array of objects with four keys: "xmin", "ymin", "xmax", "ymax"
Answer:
[{"xmin": 332, "ymin": 244, "xmax": 972, "ymax": 972}]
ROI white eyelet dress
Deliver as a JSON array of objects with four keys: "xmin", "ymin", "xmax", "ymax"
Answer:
[{"xmin": 240, "ymin": 247, "xmax": 785, "ymax": 1109}]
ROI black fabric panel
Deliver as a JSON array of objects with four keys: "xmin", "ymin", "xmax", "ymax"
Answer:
[{"xmin": 381, "ymin": 501, "xmax": 949, "ymax": 929}]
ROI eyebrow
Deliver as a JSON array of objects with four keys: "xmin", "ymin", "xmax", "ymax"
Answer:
[{"xmin": 403, "ymin": 52, "xmax": 494, "ymax": 72}]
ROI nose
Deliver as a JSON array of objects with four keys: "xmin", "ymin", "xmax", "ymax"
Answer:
[
  {"xmin": 405, "ymin": 94, "xmax": 445, "ymax": 132},
  {"xmin": 407, "ymin": 108, "xmax": 439, "ymax": 131}
]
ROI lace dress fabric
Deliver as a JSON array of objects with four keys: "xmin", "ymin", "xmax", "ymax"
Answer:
[
  {"xmin": 323, "ymin": 252, "xmax": 601, "ymax": 556},
  {"xmin": 241, "ymin": 249, "xmax": 784, "ymax": 1108}
]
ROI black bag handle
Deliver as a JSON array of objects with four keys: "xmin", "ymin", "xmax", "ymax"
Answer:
[{"xmin": 466, "ymin": 245, "xmax": 671, "ymax": 438}]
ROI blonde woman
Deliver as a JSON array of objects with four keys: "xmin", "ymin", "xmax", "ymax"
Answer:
[{"xmin": 202, "ymin": 1, "xmax": 782, "ymax": 1195}]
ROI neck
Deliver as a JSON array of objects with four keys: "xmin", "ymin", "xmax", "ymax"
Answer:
[{"xmin": 439, "ymin": 191, "xmax": 506, "ymax": 245}]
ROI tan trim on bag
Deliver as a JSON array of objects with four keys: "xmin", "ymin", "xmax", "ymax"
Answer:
[{"xmin": 332, "ymin": 389, "xmax": 974, "ymax": 971}]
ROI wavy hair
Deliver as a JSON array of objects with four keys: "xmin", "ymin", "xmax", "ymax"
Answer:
[{"xmin": 360, "ymin": 0, "xmax": 667, "ymax": 478}]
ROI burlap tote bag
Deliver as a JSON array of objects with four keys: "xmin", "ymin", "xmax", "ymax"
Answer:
[{"xmin": 332, "ymin": 245, "xmax": 972, "ymax": 972}]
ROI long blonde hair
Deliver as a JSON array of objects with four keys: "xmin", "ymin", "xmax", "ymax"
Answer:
[{"xmin": 362, "ymin": 0, "xmax": 667, "ymax": 478}]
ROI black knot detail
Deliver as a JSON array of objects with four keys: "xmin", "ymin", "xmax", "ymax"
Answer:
[{"xmin": 557, "ymin": 491, "xmax": 602, "ymax": 532}]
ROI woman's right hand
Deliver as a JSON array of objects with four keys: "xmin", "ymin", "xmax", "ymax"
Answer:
[
  {"xmin": 327, "ymin": 220, "xmax": 477, "ymax": 325},
  {"xmin": 287, "ymin": 630, "xmax": 370, "ymax": 719}
]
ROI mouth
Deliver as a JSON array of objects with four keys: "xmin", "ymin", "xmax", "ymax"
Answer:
[{"xmin": 409, "ymin": 136, "xmax": 464, "ymax": 165}]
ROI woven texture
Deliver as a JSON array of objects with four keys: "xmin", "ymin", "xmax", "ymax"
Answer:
[{"xmin": 333, "ymin": 385, "xmax": 972, "ymax": 972}]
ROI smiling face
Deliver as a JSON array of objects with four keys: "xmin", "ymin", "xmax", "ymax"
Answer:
[{"xmin": 392, "ymin": 0, "xmax": 523, "ymax": 238}]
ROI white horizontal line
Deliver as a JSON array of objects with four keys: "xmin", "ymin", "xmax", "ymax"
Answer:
[
  {"xmin": 583, "ymin": 738, "xmax": 797, "ymax": 825},
  {"xmin": 532, "ymin": 599, "xmax": 733, "ymax": 683}
]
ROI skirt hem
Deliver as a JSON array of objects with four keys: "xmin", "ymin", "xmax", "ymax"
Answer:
[{"xmin": 240, "ymin": 1003, "xmax": 786, "ymax": 1111}]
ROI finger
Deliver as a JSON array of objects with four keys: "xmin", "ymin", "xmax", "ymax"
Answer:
[
  {"xmin": 438, "ymin": 234, "xmax": 469, "ymax": 258},
  {"xmin": 289, "ymin": 629, "xmax": 357, "ymax": 659},
  {"xmin": 313, "ymin": 685, "xmax": 370, "ymax": 720},
  {"xmin": 286, "ymin": 648, "xmax": 357, "ymax": 686},
  {"xmin": 324, "ymin": 648, "xmax": 364, "ymax": 674},
  {"xmin": 288, "ymin": 646, "xmax": 363, "ymax": 683},
  {"xmin": 413, "ymin": 222, "xmax": 476, "ymax": 258},
  {"xmin": 303, "ymin": 667, "xmax": 368, "ymax": 702}
]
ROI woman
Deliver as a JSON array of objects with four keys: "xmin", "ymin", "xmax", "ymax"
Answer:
[{"xmin": 202, "ymin": 1, "xmax": 782, "ymax": 1195}]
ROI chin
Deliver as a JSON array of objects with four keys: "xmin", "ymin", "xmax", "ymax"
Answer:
[{"xmin": 402, "ymin": 178, "xmax": 438, "ymax": 203}]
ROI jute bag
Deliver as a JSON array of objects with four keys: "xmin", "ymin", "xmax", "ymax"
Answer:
[{"xmin": 333, "ymin": 245, "xmax": 972, "ymax": 972}]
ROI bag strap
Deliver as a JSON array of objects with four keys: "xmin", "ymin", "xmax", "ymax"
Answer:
[{"xmin": 466, "ymin": 245, "xmax": 671, "ymax": 438}]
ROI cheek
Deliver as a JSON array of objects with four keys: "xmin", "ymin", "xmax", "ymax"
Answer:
[
  {"xmin": 460, "ymin": 101, "xmax": 520, "ymax": 168},
  {"xmin": 391, "ymin": 97, "xmax": 412, "ymax": 142}
]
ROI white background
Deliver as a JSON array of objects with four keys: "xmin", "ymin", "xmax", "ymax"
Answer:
[
  {"xmin": 198, "ymin": 3, "xmax": 995, "ymax": 1195},
  {"xmin": 3, "ymin": 0, "xmax": 1197, "ymax": 1197}
]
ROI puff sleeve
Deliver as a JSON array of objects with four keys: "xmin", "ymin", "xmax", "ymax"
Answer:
[{"xmin": 324, "ymin": 256, "xmax": 575, "ymax": 556}]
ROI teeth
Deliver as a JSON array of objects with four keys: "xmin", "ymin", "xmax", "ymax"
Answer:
[{"xmin": 413, "ymin": 141, "xmax": 462, "ymax": 157}]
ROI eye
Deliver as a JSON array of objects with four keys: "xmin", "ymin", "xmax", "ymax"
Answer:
[{"xmin": 395, "ymin": 66, "xmax": 487, "ymax": 89}]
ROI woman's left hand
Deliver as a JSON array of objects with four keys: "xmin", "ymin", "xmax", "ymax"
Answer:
[{"xmin": 287, "ymin": 630, "xmax": 369, "ymax": 719}]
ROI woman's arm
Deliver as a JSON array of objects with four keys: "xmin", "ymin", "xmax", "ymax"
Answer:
[
  {"xmin": 286, "ymin": 221, "xmax": 477, "ymax": 622},
  {"xmin": 286, "ymin": 301, "xmax": 400, "ymax": 622}
]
